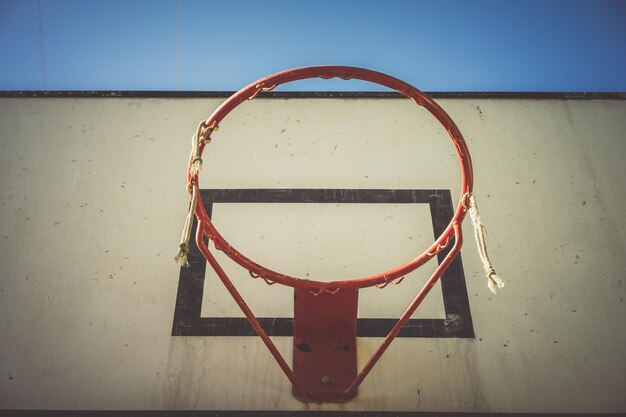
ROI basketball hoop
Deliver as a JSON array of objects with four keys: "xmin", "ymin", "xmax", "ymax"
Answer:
[{"xmin": 175, "ymin": 66, "xmax": 500, "ymax": 402}]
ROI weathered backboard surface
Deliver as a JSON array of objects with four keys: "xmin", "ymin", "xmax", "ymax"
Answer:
[{"xmin": 1, "ymin": 91, "xmax": 625, "ymax": 415}]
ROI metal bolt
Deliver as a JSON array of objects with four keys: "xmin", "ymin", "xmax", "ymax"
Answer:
[{"xmin": 320, "ymin": 376, "xmax": 331, "ymax": 385}]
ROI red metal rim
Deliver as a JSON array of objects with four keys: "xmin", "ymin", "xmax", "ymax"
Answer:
[{"xmin": 191, "ymin": 65, "xmax": 473, "ymax": 290}]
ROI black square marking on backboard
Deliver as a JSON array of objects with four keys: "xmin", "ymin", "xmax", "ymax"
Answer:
[{"xmin": 172, "ymin": 189, "xmax": 474, "ymax": 338}]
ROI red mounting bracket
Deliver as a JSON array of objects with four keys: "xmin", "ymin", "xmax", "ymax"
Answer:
[{"xmin": 292, "ymin": 288, "xmax": 359, "ymax": 402}]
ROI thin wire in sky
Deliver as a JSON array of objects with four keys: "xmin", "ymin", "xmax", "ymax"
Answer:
[
  {"xmin": 175, "ymin": 0, "xmax": 181, "ymax": 90},
  {"xmin": 36, "ymin": 0, "xmax": 47, "ymax": 89}
]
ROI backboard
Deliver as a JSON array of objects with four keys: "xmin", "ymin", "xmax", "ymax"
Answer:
[{"xmin": 1, "ymin": 90, "xmax": 625, "ymax": 415}]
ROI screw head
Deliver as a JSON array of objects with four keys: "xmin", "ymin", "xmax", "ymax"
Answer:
[{"xmin": 320, "ymin": 375, "xmax": 331, "ymax": 385}]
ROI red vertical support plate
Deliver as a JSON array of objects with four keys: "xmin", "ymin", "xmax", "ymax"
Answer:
[{"xmin": 292, "ymin": 287, "xmax": 359, "ymax": 402}]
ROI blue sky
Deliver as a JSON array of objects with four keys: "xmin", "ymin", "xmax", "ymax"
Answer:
[{"xmin": 1, "ymin": 0, "xmax": 625, "ymax": 92}]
